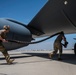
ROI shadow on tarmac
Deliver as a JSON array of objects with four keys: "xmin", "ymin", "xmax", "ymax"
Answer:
[
  {"xmin": 24, "ymin": 53, "xmax": 76, "ymax": 65},
  {"xmin": 0, "ymin": 53, "xmax": 76, "ymax": 65},
  {"xmin": 0, "ymin": 73, "xmax": 7, "ymax": 75},
  {"xmin": 20, "ymin": 53, "xmax": 76, "ymax": 65},
  {"xmin": 52, "ymin": 54, "xmax": 76, "ymax": 65}
]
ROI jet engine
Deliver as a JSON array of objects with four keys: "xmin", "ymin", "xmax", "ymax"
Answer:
[{"xmin": 0, "ymin": 18, "xmax": 32, "ymax": 50}]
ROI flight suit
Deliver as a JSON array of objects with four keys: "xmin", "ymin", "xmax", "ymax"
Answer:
[
  {"xmin": 0, "ymin": 30, "xmax": 14, "ymax": 64},
  {"xmin": 49, "ymin": 32, "xmax": 67, "ymax": 59}
]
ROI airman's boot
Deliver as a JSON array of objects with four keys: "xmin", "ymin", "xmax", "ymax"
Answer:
[
  {"xmin": 58, "ymin": 54, "xmax": 62, "ymax": 60},
  {"xmin": 7, "ymin": 59, "xmax": 15, "ymax": 64},
  {"xmin": 2, "ymin": 50, "xmax": 15, "ymax": 64},
  {"xmin": 5, "ymin": 55, "xmax": 14, "ymax": 64},
  {"xmin": 48, "ymin": 53, "xmax": 53, "ymax": 58}
]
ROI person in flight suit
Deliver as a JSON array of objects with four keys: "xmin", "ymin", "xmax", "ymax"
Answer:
[
  {"xmin": 49, "ymin": 31, "xmax": 68, "ymax": 60},
  {"xmin": 0, "ymin": 25, "xmax": 14, "ymax": 64}
]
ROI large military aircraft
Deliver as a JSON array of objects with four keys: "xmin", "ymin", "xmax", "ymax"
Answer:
[{"xmin": 0, "ymin": 0, "xmax": 76, "ymax": 55}]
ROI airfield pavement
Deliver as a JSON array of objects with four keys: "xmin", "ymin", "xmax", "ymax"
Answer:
[{"xmin": 0, "ymin": 50, "xmax": 76, "ymax": 75}]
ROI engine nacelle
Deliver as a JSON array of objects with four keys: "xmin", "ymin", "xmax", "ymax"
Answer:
[{"xmin": 0, "ymin": 18, "xmax": 32, "ymax": 50}]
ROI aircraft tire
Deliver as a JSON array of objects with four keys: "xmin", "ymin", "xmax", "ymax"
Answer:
[{"xmin": 74, "ymin": 43, "xmax": 76, "ymax": 55}]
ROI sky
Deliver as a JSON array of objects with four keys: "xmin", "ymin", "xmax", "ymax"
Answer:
[
  {"xmin": 0, "ymin": 0, "xmax": 76, "ymax": 50},
  {"xmin": 0, "ymin": 0, "xmax": 48, "ymax": 24}
]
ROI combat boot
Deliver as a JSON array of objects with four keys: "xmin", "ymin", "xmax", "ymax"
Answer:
[
  {"xmin": 5, "ymin": 54, "xmax": 14, "ymax": 64},
  {"xmin": 57, "ymin": 58, "xmax": 62, "ymax": 61},
  {"xmin": 7, "ymin": 59, "xmax": 15, "ymax": 64},
  {"xmin": 2, "ymin": 50, "xmax": 15, "ymax": 64},
  {"xmin": 48, "ymin": 53, "xmax": 53, "ymax": 58}
]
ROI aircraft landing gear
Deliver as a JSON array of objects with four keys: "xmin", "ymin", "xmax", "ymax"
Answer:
[{"xmin": 74, "ymin": 43, "xmax": 76, "ymax": 55}]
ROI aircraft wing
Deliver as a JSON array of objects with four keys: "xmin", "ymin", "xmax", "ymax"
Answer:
[
  {"xmin": 27, "ymin": 0, "xmax": 76, "ymax": 36},
  {"xmin": 0, "ymin": 0, "xmax": 76, "ymax": 51}
]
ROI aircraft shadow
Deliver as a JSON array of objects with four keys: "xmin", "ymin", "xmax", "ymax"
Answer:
[
  {"xmin": 24, "ymin": 53, "xmax": 76, "ymax": 65},
  {"xmin": 0, "ymin": 53, "xmax": 76, "ymax": 65},
  {"xmin": 0, "ymin": 54, "xmax": 32, "ymax": 60},
  {"xmin": 54, "ymin": 54, "xmax": 76, "ymax": 65}
]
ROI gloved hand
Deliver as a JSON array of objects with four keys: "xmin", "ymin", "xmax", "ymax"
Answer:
[{"xmin": 63, "ymin": 42, "xmax": 68, "ymax": 48}]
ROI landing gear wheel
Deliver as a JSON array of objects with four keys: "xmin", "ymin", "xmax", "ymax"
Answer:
[{"xmin": 74, "ymin": 43, "xmax": 76, "ymax": 55}]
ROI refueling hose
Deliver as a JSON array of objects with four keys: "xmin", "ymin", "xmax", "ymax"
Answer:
[{"xmin": 8, "ymin": 31, "xmax": 62, "ymax": 44}]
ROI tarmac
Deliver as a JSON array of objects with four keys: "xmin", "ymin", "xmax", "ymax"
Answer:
[{"xmin": 0, "ymin": 50, "xmax": 76, "ymax": 75}]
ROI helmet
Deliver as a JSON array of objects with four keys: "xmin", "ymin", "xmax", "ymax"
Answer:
[
  {"xmin": 60, "ymin": 31, "xmax": 64, "ymax": 36},
  {"xmin": 3, "ymin": 25, "xmax": 10, "ymax": 30},
  {"xmin": 60, "ymin": 31, "xmax": 64, "ymax": 34}
]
